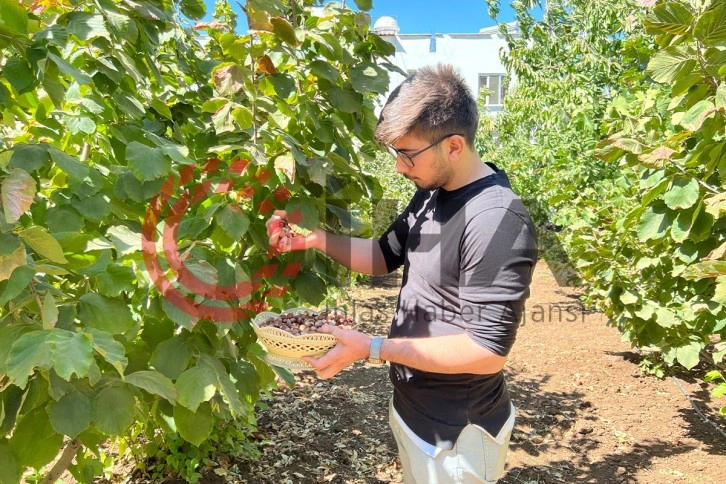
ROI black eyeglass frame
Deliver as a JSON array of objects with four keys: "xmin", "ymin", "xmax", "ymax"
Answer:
[{"xmin": 387, "ymin": 133, "xmax": 463, "ymax": 168}]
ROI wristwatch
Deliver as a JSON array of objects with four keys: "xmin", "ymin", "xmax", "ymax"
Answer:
[{"xmin": 367, "ymin": 336, "xmax": 386, "ymax": 365}]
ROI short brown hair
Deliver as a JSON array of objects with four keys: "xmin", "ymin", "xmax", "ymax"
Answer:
[{"xmin": 375, "ymin": 64, "xmax": 478, "ymax": 147}]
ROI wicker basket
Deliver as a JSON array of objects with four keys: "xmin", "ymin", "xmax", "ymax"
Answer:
[{"xmin": 252, "ymin": 307, "xmax": 340, "ymax": 369}]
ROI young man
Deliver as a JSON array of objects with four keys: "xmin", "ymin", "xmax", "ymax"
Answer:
[{"xmin": 266, "ymin": 65, "xmax": 538, "ymax": 483}]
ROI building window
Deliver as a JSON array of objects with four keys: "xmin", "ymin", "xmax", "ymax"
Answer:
[{"xmin": 478, "ymin": 74, "xmax": 507, "ymax": 106}]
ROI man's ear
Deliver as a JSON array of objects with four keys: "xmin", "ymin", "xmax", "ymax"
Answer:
[{"xmin": 447, "ymin": 135, "xmax": 466, "ymax": 160}]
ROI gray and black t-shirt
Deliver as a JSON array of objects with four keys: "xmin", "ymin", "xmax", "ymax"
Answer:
[{"xmin": 378, "ymin": 163, "xmax": 538, "ymax": 449}]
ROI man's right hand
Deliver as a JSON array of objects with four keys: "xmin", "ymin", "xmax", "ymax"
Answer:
[{"xmin": 265, "ymin": 210, "xmax": 321, "ymax": 254}]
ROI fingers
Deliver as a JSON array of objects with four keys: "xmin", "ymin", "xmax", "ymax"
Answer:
[
  {"xmin": 266, "ymin": 210, "xmax": 310, "ymax": 254},
  {"xmin": 302, "ymin": 354, "xmax": 339, "ymax": 380},
  {"xmin": 317, "ymin": 323, "xmax": 335, "ymax": 335}
]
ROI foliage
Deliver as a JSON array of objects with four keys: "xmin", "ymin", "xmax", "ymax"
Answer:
[
  {"xmin": 0, "ymin": 0, "xmax": 394, "ymax": 480},
  {"xmin": 474, "ymin": 86, "xmax": 498, "ymax": 164},
  {"xmin": 360, "ymin": 151, "xmax": 415, "ymax": 238},
  {"xmin": 487, "ymin": 0, "xmax": 726, "ymax": 414}
]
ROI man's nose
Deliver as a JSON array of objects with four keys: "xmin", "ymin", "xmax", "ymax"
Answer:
[{"xmin": 395, "ymin": 156, "xmax": 409, "ymax": 174}]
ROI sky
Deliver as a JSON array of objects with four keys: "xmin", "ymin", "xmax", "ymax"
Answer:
[{"xmin": 201, "ymin": 1, "xmax": 544, "ymax": 34}]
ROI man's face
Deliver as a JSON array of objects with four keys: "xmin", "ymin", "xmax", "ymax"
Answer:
[{"xmin": 390, "ymin": 133, "xmax": 455, "ymax": 191}]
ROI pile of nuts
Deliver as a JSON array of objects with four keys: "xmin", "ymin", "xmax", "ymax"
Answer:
[{"xmin": 257, "ymin": 309, "xmax": 355, "ymax": 336}]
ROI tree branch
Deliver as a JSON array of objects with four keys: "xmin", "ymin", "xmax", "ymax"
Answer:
[{"xmin": 42, "ymin": 439, "xmax": 81, "ymax": 484}]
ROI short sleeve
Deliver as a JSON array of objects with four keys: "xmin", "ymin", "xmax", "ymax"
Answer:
[
  {"xmin": 458, "ymin": 207, "xmax": 538, "ymax": 356},
  {"xmin": 377, "ymin": 191, "xmax": 424, "ymax": 273}
]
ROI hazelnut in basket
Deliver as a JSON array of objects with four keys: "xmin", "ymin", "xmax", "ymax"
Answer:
[{"xmin": 252, "ymin": 308, "xmax": 356, "ymax": 369}]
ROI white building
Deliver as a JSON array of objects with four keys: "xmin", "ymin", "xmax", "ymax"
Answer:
[{"xmin": 372, "ymin": 17, "xmax": 519, "ymax": 113}]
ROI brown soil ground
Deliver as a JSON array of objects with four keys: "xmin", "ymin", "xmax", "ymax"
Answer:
[{"xmin": 222, "ymin": 260, "xmax": 725, "ymax": 483}]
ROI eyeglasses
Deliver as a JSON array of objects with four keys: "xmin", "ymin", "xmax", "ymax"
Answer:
[{"xmin": 386, "ymin": 133, "xmax": 462, "ymax": 168}]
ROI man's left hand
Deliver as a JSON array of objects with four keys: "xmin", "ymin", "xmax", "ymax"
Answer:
[{"xmin": 302, "ymin": 325, "xmax": 371, "ymax": 379}]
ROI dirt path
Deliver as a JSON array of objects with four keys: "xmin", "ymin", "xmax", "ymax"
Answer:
[{"xmin": 230, "ymin": 261, "xmax": 725, "ymax": 483}]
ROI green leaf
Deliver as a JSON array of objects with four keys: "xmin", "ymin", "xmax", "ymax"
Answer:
[
  {"xmin": 161, "ymin": 297, "xmax": 198, "ymax": 330},
  {"xmin": 704, "ymin": 370, "xmax": 722, "ymax": 382},
  {"xmin": 85, "ymin": 328, "xmax": 127, "ymax": 375},
  {"xmin": 216, "ymin": 205, "xmax": 250, "ymax": 239},
  {"xmin": 42, "ymin": 291, "xmax": 59, "ymax": 329},
  {"xmin": 716, "ymin": 82, "xmax": 726, "ymax": 110},
  {"xmin": 0, "ymin": 266, "xmax": 34, "ymax": 307},
  {"xmin": 150, "ymin": 98, "xmax": 172, "ymax": 119},
  {"xmin": 637, "ymin": 203, "xmax": 674, "ymax": 241},
  {"xmin": 8, "ymin": 143, "xmax": 50, "ymax": 172},
  {"xmin": 49, "ymin": 330, "xmax": 93, "ymax": 381},
  {"xmin": 232, "ymin": 106, "xmax": 253, "ymax": 129},
  {"xmin": 285, "ymin": 197, "xmax": 319, "ymax": 231},
  {"xmin": 293, "ymin": 272, "xmax": 326, "ymax": 306},
  {"xmin": 644, "ymin": 2, "xmax": 693, "ymax": 35},
  {"xmin": 93, "ymin": 385, "xmax": 136, "ymax": 436},
  {"xmin": 0, "ymin": 0, "xmax": 28, "ymax": 37},
  {"xmin": 47, "ymin": 52, "xmax": 92, "ymax": 85},
  {"xmin": 612, "ymin": 138, "xmax": 643, "ymax": 154},
  {"xmin": 0, "ymin": 441, "xmax": 20, "ymax": 484},
  {"xmin": 150, "ymin": 337, "xmax": 191, "ymax": 379},
  {"xmin": 174, "ymin": 402, "xmax": 213, "ymax": 446},
  {"xmin": 65, "ymin": 115, "xmax": 96, "ymax": 134},
  {"xmin": 712, "ymin": 382, "xmax": 726, "ymax": 398},
  {"xmin": 2, "ymin": 168, "xmax": 36, "ymax": 223},
  {"xmin": 309, "ymin": 60, "xmax": 339, "ymax": 82},
  {"xmin": 125, "ymin": 370, "xmax": 177, "ymax": 404},
  {"xmin": 271, "ymin": 17, "xmax": 299, "ymax": 45},
  {"xmin": 647, "ymin": 46, "xmax": 698, "ymax": 84},
  {"xmin": 78, "ymin": 293, "xmax": 134, "ymax": 334},
  {"xmin": 175, "ymin": 365, "xmax": 218, "ymax": 412},
  {"xmin": 0, "ymin": 234, "xmax": 26, "ymax": 282},
  {"xmin": 663, "ymin": 177, "xmax": 699, "ymax": 210},
  {"xmin": 106, "ymin": 225, "xmax": 141, "ymax": 256},
  {"xmin": 619, "ymin": 290, "xmax": 639, "ymax": 306},
  {"xmin": 49, "ymin": 392, "xmax": 92, "ymax": 438},
  {"xmin": 199, "ymin": 354, "xmax": 248, "ymax": 415},
  {"xmin": 126, "ymin": 142, "xmax": 171, "ymax": 182},
  {"xmin": 10, "ymin": 407, "xmax": 63, "ymax": 470},
  {"xmin": 3, "ymin": 59, "xmax": 34, "ymax": 94},
  {"xmin": 113, "ymin": 91, "xmax": 146, "ymax": 118},
  {"xmin": 97, "ymin": 264, "xmax": 136, "ymax": 297},
  {"xmin": 327, "ymin": 86, "xmax": 363, "ymax": 113},
  {"xmin": 671, "ymin": 208, "xmax": 694, "ymax": 243},
  {"xmin": 67, "ymin": 12, "xmax": 110, "ymax": 41},
  {"xmin": 181, "ymin": 0, "xmax": 206, "ymax": 20},
  {"xmin": 689, "ymin": 204, "xmax": 714, "ymax": 242},
  {"xmin": 655, "ymin": 307, "xmax": 676, "ymax": 328},
  {"xmin": 712, "ymin": 276, "xmax": 726, "ymax": 305},
  {"xmin": 680, "ymin": 100, "xmax": 716, "ymax": 131},
  {"xmin": 353, "ymin": 0, "xmax": 373, "ymax": 11},
  {"xmin": 47, "ymin": 146, "xmax": 89, "ymax": 180},
  {"xmin": 350, "ymin": 62, "xmax": 390, "ymax": 94},
  {"xmin": 45, "ymin": 205, "xmax": 83, "ymax": 233},
  {"xmin": 6, "ymin": 331, "xmax": 52, "ymax": 388},
  {"xmin": 71, "ymin": 193, "xmax": 110, "ymax": 222},
  {"xmin": 675, "ymin": 341, "xmax": 702, "ymax": 369},
  {"xmin": 19, "ymin": 226, "xmax": 68, "ymax": 264},
  {"xmin": 715, "ymin": 342, "xmax": 726, "ymax": 364},
  {"xmin": 270, "ymin": 74, "xmax": 296, "ymax": 99},
  {"xmin": 694, "ymin": 2, "xmax": 726, "ymax": 45},
  {"xmin": 186, "ymin": 260, "xmax": 218, "ymax": 285},
  {"xmin": 683, "ymin": 260, "xmax": 726, "ymax": 279}
]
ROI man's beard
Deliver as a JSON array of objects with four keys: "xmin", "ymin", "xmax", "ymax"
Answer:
[{"xmin": 409, "ymin": 152, "xmax": 453, "ymax": 190}]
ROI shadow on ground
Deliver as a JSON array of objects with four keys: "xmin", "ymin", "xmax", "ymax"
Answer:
[{"xmin": 501, "ymin": 370, "xmax": 700, "ymax": 484}]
